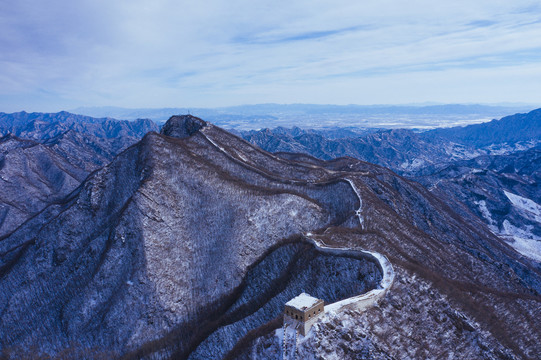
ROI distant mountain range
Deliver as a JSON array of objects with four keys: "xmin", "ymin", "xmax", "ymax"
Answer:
[
  {"xmin": 242, "ymin": 127, "xmax": 458, "ymax": 174},
  {"xmin": 241, "ymin": 108, "xmax": 541, "ymax": 263},
  {"xmin": 242, "ymin": 108, "xmax": 541, "ymax": 175},
  {"xmin": 71, "ymin": 103, "xmax": 538, "ymax": 130},
  {"xmin": 0, "ymin": 111, "xmax": 158, "ymax": 236},
  {"xmin": 424, "ymin": 108, "xmax": 541, "ymax": 147},
  {"xmin": 0, "ymin": 111, "xmax": 157, "ymax": 142}
]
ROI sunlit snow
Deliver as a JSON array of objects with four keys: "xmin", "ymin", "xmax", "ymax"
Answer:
[
  {"xmin": 476, "ymin": 196, "xmax": 541, "ymax": 262},
  {"xmin": 504, "ymin": 191, "xmax": 541, "ymax": 223}
]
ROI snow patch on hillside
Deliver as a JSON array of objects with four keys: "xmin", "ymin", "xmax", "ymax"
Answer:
[
  {"xmin": 445, "ymin": 142, "xmax": 483, "ymax": 160},
  {"xmin": 499, "ymin": 191, "xmax": 541, "ymax": 262},
  {"xmin": 504, "ymin": 191, "xmax": 541, "ymax": 223},
  {"xmin": 474, "ymin": 200, "xmax": 498, "ymax": 231},
  {"xmin": 500, "ymin": 221, "xmax": 541, "ymax": 262},
  {"xmin": 476, "ymin": 194, "xmax": 541, "ymax": 262},
  {"xmin": 400, "ymin": 158, "xmax": 426, "ymax": 171},
  {"xmin": 483, "ymin": 139, "xmax": 541, "ymax": 155}
]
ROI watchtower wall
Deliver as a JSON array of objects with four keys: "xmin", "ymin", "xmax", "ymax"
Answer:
[{"xmin": 284, "ymin": 299, "xmax": 324, "ymax": 336}]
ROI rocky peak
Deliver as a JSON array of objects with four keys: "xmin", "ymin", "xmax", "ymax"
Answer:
[{"xmin": 160, "ymin": 114, "xmax": 207, "ymax": 138}]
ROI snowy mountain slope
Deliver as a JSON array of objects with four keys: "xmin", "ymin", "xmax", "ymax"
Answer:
[
  {"xmin": 0, "ymin": 116, "xmax": 360, "ymax": 357},
  {"xmin": 241, "ymin": 111, "xmax": 541, "ymax": 267},
  {"xmin": 0, "ymin": 112, "xmax": 158, "ymax": 238},
  {"xmin": 0, "ymin": 135, "xmax": 88, "ymax": 237},
  {"xmin": 415, "ymin": 147, "xmax": 541, "ymax": 263},
  {"xmin": 500, "ymin": 191, "xmax": 541, "ymax": 262},
  {"xmin": 0, "ymin": 116, "xmax": 539, "ymax": 359}
]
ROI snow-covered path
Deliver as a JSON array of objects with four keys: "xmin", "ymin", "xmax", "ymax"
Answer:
[
  {"xmin": 344, "ymin": 178, "xmax": 365, "ymax": 230},
  {"xmin": 304, "ymin": 236, "xmax": 394, "ymax": 315},
  {"xmin": 306, "ymin": 176, "xmax": 394, "ymax": 314}
]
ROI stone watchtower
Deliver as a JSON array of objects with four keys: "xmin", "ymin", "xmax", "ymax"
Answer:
[{"xmin": 284, "ymin": 293, "xmax": 325, "ymax": 336}]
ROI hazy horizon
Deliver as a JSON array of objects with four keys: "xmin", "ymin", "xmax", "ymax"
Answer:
[{"xmin": 1, "ymin": 102, "xmax": 533, "ymax": 131}]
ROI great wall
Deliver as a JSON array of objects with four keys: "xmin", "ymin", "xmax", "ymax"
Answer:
[{"xmin": 281, "ymin": 178, "xmax": 395, "ymax": 359}]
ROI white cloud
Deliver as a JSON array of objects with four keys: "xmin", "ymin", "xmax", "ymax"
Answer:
[{"xmin": 0, "ymin": 0, "xmax": 540, "ymax": 110}]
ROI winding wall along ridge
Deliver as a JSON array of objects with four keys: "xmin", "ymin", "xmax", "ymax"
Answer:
[
  {"xmin": 305, "ymin": 236, "xmax": 394, "ymax": 314},
  {"xmin": 202, "ymin": 125, "xmax": 394, "ymax": 314},
  {"xmin": 305, "ymin": 177, "xmax": 394, "ymax": 314}
]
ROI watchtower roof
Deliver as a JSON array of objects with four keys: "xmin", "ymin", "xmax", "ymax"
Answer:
[{"xmin": 285, "ymin": 293, "xmax": 320, "ymax": 311}]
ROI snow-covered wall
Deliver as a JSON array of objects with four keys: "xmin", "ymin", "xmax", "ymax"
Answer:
[{"xmin": 304, "ymin": 237, "xmax": 394, "ymax": 315}]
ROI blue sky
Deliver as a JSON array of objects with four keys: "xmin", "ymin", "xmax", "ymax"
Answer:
[{"xmin": 1, "ymin": 0, "xmax": 541, "ymax": 111}]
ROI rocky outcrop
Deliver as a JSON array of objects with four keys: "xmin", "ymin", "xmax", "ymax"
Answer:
[{"xmin": 160, "ymin": 115, "xmax": 207, "ymax": 138}]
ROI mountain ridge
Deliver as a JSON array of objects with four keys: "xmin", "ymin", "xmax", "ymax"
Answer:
[
  {"xmin": 0, "ymin": 112, "xmax": 158, "ymax": 238},
  {"xmin": 0, "ymin": 115, "xmax": 539, "ymax": 359},
  {"xmin": 424, "ymin": 108, "xmax": 541, "ymax": 147}
]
